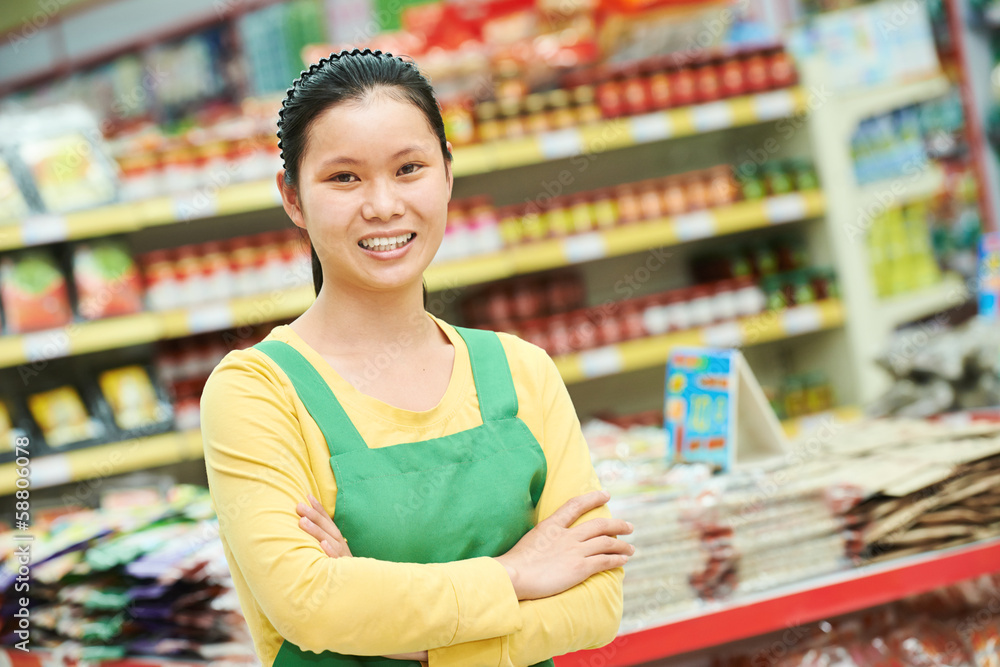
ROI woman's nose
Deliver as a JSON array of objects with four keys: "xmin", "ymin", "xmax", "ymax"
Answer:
[{"xmin": 361, "ymin": 179, "xmax": 405, "ymax": 222}]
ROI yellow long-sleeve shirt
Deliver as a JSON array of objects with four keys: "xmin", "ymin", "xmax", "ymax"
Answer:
[{"xmin": 200, "ymin": 313, "xmax": 624, "ymax": 667}]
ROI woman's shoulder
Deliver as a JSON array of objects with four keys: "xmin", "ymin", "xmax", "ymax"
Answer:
[
  {"xmin": 202, "ymin": 327, "xmax": 294, "ymax": 395},
  {"xmin": 493, "ymin": 329, "xmax": 561, "ymax": 388}
]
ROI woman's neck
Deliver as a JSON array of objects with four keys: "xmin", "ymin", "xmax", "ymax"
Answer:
[{"xmin": 292, "ymin": 280, "xmax": 441, "ymax": 357}]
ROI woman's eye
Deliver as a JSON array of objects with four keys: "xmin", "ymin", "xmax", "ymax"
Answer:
[
  {"xmin": 399, "ymin": 163, "xmax": 421, "ymax": 175},
  {"xmin": 331, "ymin": 173, "xmax": 357, "ymax": 183}
]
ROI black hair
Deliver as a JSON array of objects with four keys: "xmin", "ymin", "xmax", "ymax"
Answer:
[{"xmin": 277, "ymin": 48, "xmax": 451, "ymax": 299}]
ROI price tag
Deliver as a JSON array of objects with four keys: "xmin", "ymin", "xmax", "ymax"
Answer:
[
  {"xmin": 702, "ymin": 321, "xmax": 744, "ymax": 348},
  {"xmin": 172, "ymin": 191, "xmax": 219, "ymax": 221},
  {"xmin": 23, "ymin": 329, "xmax": 72, "ymax": 363},
  {"xmin": 753, "ymin": 90, "xmax": 796, "ymax": 121},
  {"xmin": 782, "ymin": 305, "xmax": 823, "ymax": 335},
  {"xmin": 765, "ymin": 194, "xmax": 809, "ymax": 224},
  {"xmin": 579, "ymin": 346, "xmax": 623, "ymax": 379},
  {"xmin": 562, "ymin": 233, "xmax": 607, "ymax": 264},
  {"xmin": 628, "ymin": 113, "xmax": 673, "ymax": 143},
  {"xmin": 21, "ymin": 215, "xmax": 69, "ymax": 246},
  {"xmin": 674, "ymin": 211, "xmax": 716, "ymax": 241},
  {"xmin": 692, "ymin": 102, "xmax": 734, "ymax": 132},
  {"xmin": 30, "ymin": 455, "xmax": 72, "ymax": 489},
  {"xmin": 539, "ymin": 129, "xmax": 583, "ymax": 160},
  {"xmin": 186, "ymin": 303, "xmax": 234, "ymax": 335}
]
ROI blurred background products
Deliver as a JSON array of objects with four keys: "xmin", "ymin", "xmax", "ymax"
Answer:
[{"xmin": 0, "ymin": 0, "xmax": 998, "ymax": 665}]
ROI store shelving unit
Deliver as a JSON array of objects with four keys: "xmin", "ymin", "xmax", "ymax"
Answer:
[
  {"xmin": 878, "ymin": 272, "xmax": 968, "ymax": 329},
  {"xmin": 0, "ymin": 88, "xmax": 810, "ymax": 253},
  {"xmin": 424, "ymin": 190, "xmax": 825, "ymax": 291},
  {"xmin": 779, "ymin": 404, "xmax": 863, "ymax": 439},
  {"xmin": 802, "ymin": 65, "xmax": 962, "ymax": 404},
  {"xmin": 555, "ymin": 300, "xmax": 844, "ymax": 384},
  {"xmin": 0, "ymin": 179, "xmax": 284, "ymax": 251},
  {"xmin": 0, "ymin": 430, "xmax": 204, "ymax": 495},
  {"xmin": 0, "ymin": 300, "xmax": 843, "ymax": 495},
  {"xmin": 0, "ymin": 535, "xmax": 996, "ymax": 666},
  {"xmin": 0, "ymin": 286, "xmax": 316, "ymax": 369},
  {"xmin": 556, "ymin": 537, "xmax": 1000, "ymax": 666},
  {"xmin": 451, "ymin": 88, "xmax": 811, "ymax": 176}
]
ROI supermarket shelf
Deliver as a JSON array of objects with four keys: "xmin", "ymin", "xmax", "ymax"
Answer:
[
  {"xmin": 450, "ymin": 88, "xmax": 811, "ymax": 177},
  {"xmin": 424, "ymin": 190, "xmax": 826, "ymax": 291},
  {"xmin": 0, "ymin": 179, "xmax": 284, "ymax": 251},
  {"xmin": 0, "ymin": 89, "xmax": 808, "ymax": 253},
  {"xmin": 0, "ymin": 430, "xmax": 204, "ymax": 495},
  {"xmin": 0, "ymin": 285, "xmax": 315, "ymax": 369},
  {"xmin": 856, "ymin": 163, "xmax": 945, "ymax": 210},
  {"xmin": 835, "ymin": 74, "xmax": 951, "ymax": 127},
  {"xmin": 556, "ymin": 537, "xmax": 1000, "ymax": 666},
  {"xmin": 879, "ymin": 272, "xmax": 968, "ymax": 329},
  {"xmin": 780, "ymin": 405, "xmax": 863, "ymax": 439},
  {"xmin": 554, "ymin": 299, "xmax": 845, "ymax": 385}
]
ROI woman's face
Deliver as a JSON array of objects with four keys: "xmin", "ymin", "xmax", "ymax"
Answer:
[{"xmin": 284, "ymin": 93, "xmax": 453, "ymax": 295}]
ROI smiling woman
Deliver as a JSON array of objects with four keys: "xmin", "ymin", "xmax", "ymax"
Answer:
[{"xmin": 200, "ymin": 48, "xmax": 630, "ymax": 667}]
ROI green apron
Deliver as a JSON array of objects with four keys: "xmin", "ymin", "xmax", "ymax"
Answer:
[{"xmin": 255, "ymin": 326, "xmax": 555, "ymax": 667}]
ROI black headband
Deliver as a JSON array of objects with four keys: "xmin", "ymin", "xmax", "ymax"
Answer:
[{"xmin": 276, "ymin": 47, "xmax": 418, "ymax": 166}]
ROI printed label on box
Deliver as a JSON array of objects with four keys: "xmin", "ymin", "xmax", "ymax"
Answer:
[{"xmin": 665, "ymin": 348, "xmax": 736, "ymax": 469}]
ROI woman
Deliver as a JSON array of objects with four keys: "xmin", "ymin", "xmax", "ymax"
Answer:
[{"xmin": 201, "ymin": 48, "xmax": 632, "ymax": 667}]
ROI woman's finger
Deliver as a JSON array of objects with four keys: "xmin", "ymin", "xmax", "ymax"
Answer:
[
  {"xmin": 582, "ymin": 535, "xmax": 634, "ymax": 558},
  {"xmin": 545, "ymin": 490, "xmax": 610, "ymax": 529},
  {"xmin": 305, "ymin": 496, "xmax": 347, "ymax": 541},
  {"xmin": 571, "ymin": 517, "xmax": 634, "ymax": 542},
  {"xmin": 300, "ymin": 517, "xmax": 352, "ymax": 557},
  {"xmin": 296, "ymin": 501, "xmax": 347, "ymax": 543}
]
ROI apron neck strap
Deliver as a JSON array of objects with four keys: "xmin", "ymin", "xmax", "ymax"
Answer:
[
  {"xmin": 253, "ymin": 340, "xmax": 368, "ymax": 456},
  {"xmin": 453, "ymin": 326, "xmax": 518, "ymax": 423}
]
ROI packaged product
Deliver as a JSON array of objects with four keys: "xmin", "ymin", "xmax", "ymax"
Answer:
[
  {"xmin": 28, "ymin": 385, "xmax": 105, "ymax": 448},
  {"xmin": 0, "ymin": 153, "xmax": 32, "ymax": 223},
  {"xmin": 98, "ymin": 365, "xmax": 171, "ymax": 432},
  {"xmin": 0, "ymin": 105, "xmax": 119, "ymax": 213},
  {"xmin": 0, "ymin": 249, "xmax": 74, "ymax": 333},
  {"xmin": 0, "ymin": 397, "xmax": 31, "ymax": 457},
  {"xmin": 72, "ymin": 239, "xmax": 144, "ymax": 320}
]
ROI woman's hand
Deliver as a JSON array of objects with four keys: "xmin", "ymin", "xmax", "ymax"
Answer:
[
  {"xmin": 493, "ymin": 489, "xmax": 633, "ymax": 601},
  {"xmin": 296, "ymin": 494, "xmax": 352, "ymax": 558},
  {"xmin": 296, "ymin": 497, "xmax": 426, "ymax": 662},
  {"xmin": 383, "ymin": 652, "xmax": 428, "ymax": 661}
]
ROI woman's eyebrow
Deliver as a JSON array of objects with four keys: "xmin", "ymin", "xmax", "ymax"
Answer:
[{"xmin": 318, "ymin": 146, "xmax": 431, "ymax": 171}]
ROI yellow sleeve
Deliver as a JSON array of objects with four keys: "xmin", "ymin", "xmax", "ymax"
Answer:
[
  {"xmin": 200, "ymin": 349, "xmax": 523, "ymax": 656},
  {"xmin": 427, "ymin": 342, "xmax": 625, "ymax": 667}
]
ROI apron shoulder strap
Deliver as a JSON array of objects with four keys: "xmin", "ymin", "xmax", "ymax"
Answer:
[
  {"xmin": 253, "ymin": 340, "xmax": 368, "ymax": 456},
  {"xmin": 452, "ymin": 326, "xmax": 518, "ymax": 422}
]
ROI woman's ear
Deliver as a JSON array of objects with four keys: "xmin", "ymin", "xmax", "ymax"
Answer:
[
  {"xmin": 445, "ymin": 142, "xmax": 454, "ymax": 201},
  {"xmin": 276, "ymin": 170, "xmax": 306, "ymax": 229}
]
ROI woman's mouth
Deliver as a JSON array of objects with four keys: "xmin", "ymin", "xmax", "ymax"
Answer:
[{"xmin": 358, "ymin": 233, "xmax": 415, "ymax": 252}]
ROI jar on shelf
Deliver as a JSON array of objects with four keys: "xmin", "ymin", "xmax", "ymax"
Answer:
[
  {"xmin": 572, "ymin": 84, "xmax": 603, "ymax": 125},
  {"xmin": 638, "ymin": 182, "xmax": 664, "ymax": 220},
  {"xmin": 662, "ymin": 178, "xmax": 688, "ymax": 215},
  {"xmin": 688, "ymin": 285, "xmax": 716, "ymax": 327},
  {"xmin": 670, "ymin": 67, "xmax": 697, "ymax": 107},
  {"xmin": 596, "ymin": 67, "xmax": 625, "ymax": 118},
  {"xmin": 592, "ymin": 189, "xmax": 619, "ymax": 228},
  {"xmin": 720, "ymin": 57, "xmax": 746, "ymax": 98},
  {"xmin": 734, "ymin": 277, "xmax": 766, "ymax": 316},
  {"xmin": 475, "ymin": 101, "xmax": 502, "ymax": 143},
  {"xmin": 695, "ymin": 63, "xmax": 721, "ymax": 103},
  {"xmin": 623, "ymin": 64, "xmax": 652, "ymax": 116},
  {"xmin": 525, "ymin": 93, "xmax": 550, "ymax": 135},
  {"xmin": 664, "ymin": 289, "xmax": 694, "ymax": 331},
  {"xmin": 547, "ymin": 89, "xmax": 578, "ymax": 129},
  {"xmin": 615, "ymin": 185, "xmax": 642, "ymax": 224}
]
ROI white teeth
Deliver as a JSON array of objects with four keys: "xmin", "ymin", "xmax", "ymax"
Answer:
[{"xmin": 360, "ymin": 233, "xmax": 413, "ymax": 251}]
